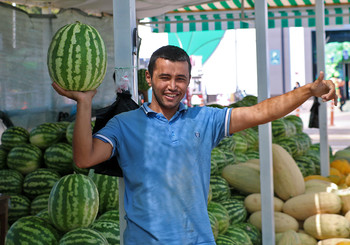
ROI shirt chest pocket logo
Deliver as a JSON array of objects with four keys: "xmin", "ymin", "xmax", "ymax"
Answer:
[{"xmin": 195, "ymin": 132, "xmax": 200, "ymax": 138}]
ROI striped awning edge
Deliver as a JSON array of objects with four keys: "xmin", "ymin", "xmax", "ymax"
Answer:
[{"xmin": 140, "ymin": 5, "xmax": 350, "ymax": 32}]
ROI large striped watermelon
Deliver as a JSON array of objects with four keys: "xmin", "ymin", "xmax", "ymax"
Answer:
[
  {"xmin": 5, "ymin": 216, "xmax": 60, "ymax": 245},
  {"xmin": 90, "ymin": 220, "xmax": 120, "ymax": 245},
  {"xmin": 29, "ymin": 122, "xmax": 65, "ymax": 149},
  {"xmin": 1, "ymin": 126, "xmax": 29, "ymax": 150},
  {"xmin": 284, "ymin": 114, "xmax": 304, "ymax": 133},
  {"xmin": 210, "ymin": 175, "xmax": 231, "ymax": 202},
  {"xmin": 89, "ymin": 170, "xmax": 119, "ymax": 214},
  {"xmin": 6, "ymin": 143, "xmax": 43, "ymax": 175},
  {"xmin": 44, "ymin": 142, "xmax": 74, "ymax": 175},
  {"xmin": 47, "ymin": 22, "xmax": 107, "ymax": 91},
  {"xmin": 0, "ymin": 169, "xmax": 23, "ymax": 194},
  {"xmin": 23, "ymin": 168, "xmax": 61, "ymax": 198},
  {"xmin": 59, "ymin": 227, "xmax": 108, "ymax": 245},
  {"xmin": 207, "ymin": 201, "xmax": 230, "ymax": 235},
  {"xmin": 220, "ymin": 198, "xmax": 248, "ymax": 225},
  {"xmin": 48, "ymin": 174, "xmax": 99, "ymax": 232}
]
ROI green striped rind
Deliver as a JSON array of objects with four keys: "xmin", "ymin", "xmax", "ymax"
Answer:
[
  {"xmin": 222, "ymin": 150, "xmax": 236, "ymax": 165},
  {"xmin": 211, "ymin": 148, "xmax": 228, "ymax": 173},
  {"xmin": 59, "ymin": 227, "xmax": 108, "ymax": 245},
  {"xmin": 90, "ymin": 220, "xmax": 120, "ymax": 245},
  {"xmin": 23, "ymin": 168, "xmax": 61, "ymax": 198},
  {"xmin": 217, "ymin": 137, "xmax": 236, "ymax": 152},
  {"xmin": 293, "ymin": 132, "xmax": 312, "ymax": 155},
  {"xmin": 7, "ymin": 143, "xmax": 43, "ymax": 175},
  {"xmin": 0, "ymin": 146, "xmax": 7, "ymax": 169},
  {"xmin": 5, "ymin": 216, "xmax": 60, "ymax": 245},
  {"xmin": 245, "ymin": 150, "xmax": 260, "ymax": 160},
  {"xmin": 215, "ymin": 234, "xmax": 238, "ymax": 244},
  {"xmin": 229, "ymin": 222, "xmax": 262, "ymax": 245},
  {"xmin": 66, "ymin": 121, "xmax": 75, "ymax": 145},
  {"xmin": 48, "ymin": 174, "xmax": 99, "ymax": 232},
  {"xmin": 232, "ymin": 133, "xmax": 248, "ymax": 154},
  {"xmin": 1, "ymin": 126, "xmax": 30, "ymax": 150},
  {"xmin": 273, "ymin": 138, "xmax": 299, "ymax": 157},
  {"xmin": 29, "ymin": 122, "xmax": 65, "ymax": 149},
  {"xmin": 208, "ymin": 211, "xmax": 219, "ymax": 240},
  {"xmin": 207, "ymin": 201, "xmax": 230, "ymax": 235},
  {"xmin": 220, "ymin": 198, "xmax": 247, "ymax": 225},
  {"xmin": 235, "ymin": 152, "xmax": 249, "ymax": 164},
  {"xmin": 36, "ymin": 208, "xmax": 52, "ymax": 224},
  {"xmin": 0, "ymin": 169, "xmax": 23, "ymax": 194},
  {"xmin": 241, "ymin": 95, "xmax": 258, "ymax": 106},
  {"xmin": 294, "ymin": 155, "xmax": 316, "ymax": 176},
  {"xmin": 284, "ymin": 114, "xmax": 303, "ymax": 133},
  {"xmin": 44, "ymin": 142, "xmax": 74, "ymax": 175},
  {"xmin": 241, "ymin": 128, "xmax": 259, "ymax": 151},
  {"xmin": 8, "ymin": 194, "xmax": 31, "ymax": 224},
  {"xmin": 90, "ymin": 170, "xmax": 119, "ymax": 214},
  {"xmin": 31, "ymin": 193, "xmax": 50, "ymax": 215},
  {"xmin": 47, "ymin": 22, "xmax": 107, "ymax": 91},
  {"xmin": 97, "ymin": 209, "xmax": 120, "ymax": 223},
  {"xmin": 210, "ymin": 175, "xmax": 231, "ymax": 202},
  {"xmin": 224, "ymin": 225, "xmax": 252, "ymax": 244}
]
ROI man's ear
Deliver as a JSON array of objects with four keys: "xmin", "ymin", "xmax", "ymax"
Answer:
[{"xmin": 146, "ymin": 70, "xmax": 152, "ymax": 87}]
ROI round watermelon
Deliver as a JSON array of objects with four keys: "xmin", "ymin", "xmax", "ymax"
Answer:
[
  {"xmin": 23, "ymin": 168, "xmax": 61, "ymax": 198},
  {"xmin": 90, "ymin": 220, "xmax": 120, "ymax": 245},
  {"xmin": 207, "ymin": 201, "xmax": 230, "ymax": 235},
  {"xmin": 29, "ymin": 122, "xmax": 65, "ymax": 149},
  {"xmin": 89, "ymin": 170, "xmax": 119, "ymax": 214},
  {"xmin": 6, "ymin": 143, "xmax": 43, "ymax": 175},
  {"xmin": 97, "ymin": 209, "xmax": 120, "ymax": 223},
  {"xmin": 30, "ymin": 193, "xmax": 50, "ymax": 215},
  {"xmin": 47, "ymin": 21, "xmax": 107, "ymax": 91},
  {"xmin": 48, "ymin": 174, "xmax": 99, "ymax": 232},
  {"xmin": 59, "ymin": 227, "xmax": 108, "ymax": 245},
  {"xmin": 5, "ymin": 216, "xmax": 60, "ymax": 245},
  {"xmin": 1, "ymin": 126, "xmax": 29, "ymax": 151},
  {"xmin": 44, "ymin": 142, "xmax": 74, "ymax": 175},
  {"xmin": 0, "ymin": 169, "xmax": 23, "ymax": 194}
]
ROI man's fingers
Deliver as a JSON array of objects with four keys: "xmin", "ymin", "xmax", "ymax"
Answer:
[{"xmin": 317, "ymin": 71, "xmax": 324, "ymax": 82}]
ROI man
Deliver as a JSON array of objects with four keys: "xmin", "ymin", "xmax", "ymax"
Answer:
[{"xmin": 52, "ymin": 45, "xmax": 337, "ymax": 245}]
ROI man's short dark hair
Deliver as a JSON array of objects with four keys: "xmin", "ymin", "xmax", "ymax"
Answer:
[{"xmin": 147, "ymin": 45, "xmax": 192, "ymax": 78}]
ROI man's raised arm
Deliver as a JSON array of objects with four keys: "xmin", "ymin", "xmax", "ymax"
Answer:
[{"xmin": 51, "ymin": 82, "xmax": 112, "ymax": 168}]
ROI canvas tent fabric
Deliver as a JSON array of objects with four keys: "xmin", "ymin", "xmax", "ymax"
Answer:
[{"xmin": 143, "ymin": 1, "xmax": 350, "ymax": 32}]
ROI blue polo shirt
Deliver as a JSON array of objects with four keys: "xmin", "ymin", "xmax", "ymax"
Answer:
[{"xmin": 94, "ymin": 103, "xmax": 232, "ymax": 245}]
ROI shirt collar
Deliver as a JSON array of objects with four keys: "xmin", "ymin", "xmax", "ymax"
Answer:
[{"xmin": 141, "ymin": 102, "xmax": 187, "ymax": 116}]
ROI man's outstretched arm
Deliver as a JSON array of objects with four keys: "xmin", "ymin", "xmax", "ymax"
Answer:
[{"xmin": 229, "ymin": 71, "xmax": 337, "ymax": 134}]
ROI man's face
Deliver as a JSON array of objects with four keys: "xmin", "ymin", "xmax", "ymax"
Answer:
[{"xmin": 146, "ymin": 58, "xmax": 190, "ymax": 113}]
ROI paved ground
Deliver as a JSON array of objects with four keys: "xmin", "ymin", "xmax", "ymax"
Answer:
[{"xmin": 298, "ymin": 98, "xmax": 350, "ymax": 154}]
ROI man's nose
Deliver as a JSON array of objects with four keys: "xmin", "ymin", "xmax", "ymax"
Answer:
[{"xmin": 168, "ymin": 79, "xmax": 177, "ymax": 90}]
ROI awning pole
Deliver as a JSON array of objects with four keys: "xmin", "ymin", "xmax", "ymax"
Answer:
[
  {"xmin": 112, "ymin": 0, "xmax": 137, "ymax": 244},
  {"xmin": 255, "ymin": 1, "xmax": 275, "ymax": 244},
  {"xmin": 315, "ymin": 0, "xmax": 329, "ymax": 176}
]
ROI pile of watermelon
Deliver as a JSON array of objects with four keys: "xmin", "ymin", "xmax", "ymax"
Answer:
[{"xmin": 0, "ymin": 121, "xmax": 120, "ymax": 244}]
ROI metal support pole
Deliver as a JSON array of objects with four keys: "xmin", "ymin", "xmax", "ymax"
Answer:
[
  {"xmin": 112, "ymin": 0, "xmax": 137, "ymax": 244},
  {"xmin": 255, "ymin": 1, "xmax": 275, "ymax": 244},
  {"xmin": 315, "ymin": 0, "xmax": 330, "ymax": 176}
]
